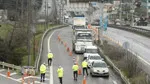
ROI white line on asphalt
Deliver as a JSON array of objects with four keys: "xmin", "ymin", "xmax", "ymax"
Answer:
[
  {"xmin": 0, "ymin": 73, "xmax": 20, "ymax": 82},
  {"xmin": 0, "ymin": 69, "xmax": 5, "ymax": 72},
  {"xmin": 10, "ymin": 72, "xmax": 17, "ymax": 76},
  {"xmin": 48, "ymin": 30, "xmax": 57, "ymax": 84},
  {"xmin": 113, "ymin": 80, "xmax": 117, "ymax": 84}
]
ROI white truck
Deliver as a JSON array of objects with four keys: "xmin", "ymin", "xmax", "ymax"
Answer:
[
  {"xmin": 72, "ymin": 29, "xmax": 93, "ymax": 53},
  {"xmin": 72, "ymin": 16, "xmax": 86, "ymax": 30}
]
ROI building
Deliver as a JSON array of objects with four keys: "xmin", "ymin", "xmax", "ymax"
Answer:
[{"xmin": 141, "ymin": 0, "xmax": 150, "ymax": 18}]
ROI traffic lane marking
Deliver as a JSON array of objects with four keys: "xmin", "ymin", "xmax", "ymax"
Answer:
[
  {"xmin": 0, "ymin": 73, "xmax": 20, "ymax": 83},
  {"xmin": 10, "ymin": 72, "xmax": 17, "ymax": 76},
  {"xmin": 48, "ymin": 29, "xmax": 57, "ymax": 84}
]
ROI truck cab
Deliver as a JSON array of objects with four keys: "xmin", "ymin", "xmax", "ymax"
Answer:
[{"xmin": 72, "ymin": 29, "xmax": 93, "ymax": 53}]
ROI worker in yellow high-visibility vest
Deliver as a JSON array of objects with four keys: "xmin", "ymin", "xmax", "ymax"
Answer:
[
  {"xmin": 48, "ymin": 52, "xmax": 53, "ymax": 66},
  {"xmin": 82, "ymin": 60, "xmax": 88, "ymax": 76},
  {"xmin": 40, "ymin": 63, "xmax": 46, "ymax": 82},
  {"xmin": 72, "ymin": 62, "xmax": 79, "ymax": 81},
  {"xmin": 57, "ymin": 66, "xmax": 64, "ymax": 84}
]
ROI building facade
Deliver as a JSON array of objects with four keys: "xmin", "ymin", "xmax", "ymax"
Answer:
[{"xmin": 141, "ymin": 0, "xmax": 150, "ymax": 17}]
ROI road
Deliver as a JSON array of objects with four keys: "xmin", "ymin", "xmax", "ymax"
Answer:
[
  {"xmin": 103, "ymin": 27, "xmax": 150, "ymax": 75},
  {"xmin": 40, "ymin": 26, "xmax": 123, "ymax": 84}
]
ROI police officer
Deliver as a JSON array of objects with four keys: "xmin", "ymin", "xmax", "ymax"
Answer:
[
  {"xmin": 72, "ymin": 62, "xmax": 79, "ymax": 81},
  {"xmin": 57, "ymin": 66, "xmax": 64, "ymax": 84},
  {"xmin": 48, "ymin": 52, "xmax": 53, "ymax": 66},
  {"xmin": 40, "ymin": 63, "xmax": 46, "ymax": 82},
  {"xmin": 82, "ymin": 60, "xmax": 88, "ymax": 76}
]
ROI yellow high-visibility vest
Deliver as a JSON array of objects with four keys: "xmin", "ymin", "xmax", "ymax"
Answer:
[
  {"xmin": 57, "ymin": 68, "xmax": 63, "ymax": 77},
  {"xmin": 40, "ymin": 64, "xmax": 46, "ymax": 74},
  {"xmin": 48, "ymin": 53, "xmax": 53, "ymax": 59},
  {"xmin": 82, "ymin": 61, "xmax": 88, "ymax": 68},
  {"xmin": 72, "ymin": 65, "xmax": 79, "ymax": 71}
]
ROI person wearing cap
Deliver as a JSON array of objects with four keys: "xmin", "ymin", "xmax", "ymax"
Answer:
[
  {"xmin": 72, "ymin": 62, "xmax": 79, "ymax": 81},
  {"xmin": 40, "ymin": 63, "xmax": 46, "ymax": 82},
  {"xmin": 48, "ymin": 52, "xmax": 53, "ymax": 66},
  {"xmin": 57, "ymin": 66, "xmax": 64, "ymax": 84},
  {"xmin": 82, "ymin": 60, "xmax": 88, "ymax": 76}
]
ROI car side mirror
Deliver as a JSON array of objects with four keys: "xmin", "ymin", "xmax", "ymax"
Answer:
[{"xmin": 101, "ymin": 58, "xmax": 104, "ymax": 61}]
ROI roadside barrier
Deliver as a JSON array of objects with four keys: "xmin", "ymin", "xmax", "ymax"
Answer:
[{"xmin": 82, "ymin": 76, "xmax": 86, "ymax": 84}]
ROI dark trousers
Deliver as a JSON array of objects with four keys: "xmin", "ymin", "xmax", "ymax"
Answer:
[
  {"xmin": 59, "ymin": 77, "xmax": 63, "ymax": 84},
  {"xmin": 83, "ymin": 68, "xmax": 88, "ymax": 76},
  {"xmin": 40, "ymin": 73, "xmax": 45, "ymax": 82},
  {"xmin": 73, "ymin": 71, "xmax": 78, "ymax": 80},
  {"xmin": 48, "ymin": 58, "xmax": 52, "ymax": 66}
]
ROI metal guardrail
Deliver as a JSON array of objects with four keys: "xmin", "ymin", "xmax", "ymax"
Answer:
[
  {"xmin": 108, "ymin": 24, "xmax": 150, "ymax": 38},
  {"xmin": 98, "ymin": 47, "xmax": 131, "ymax": 84},
  {"xmin": 0, "ymin": 61, "xmax": 21, "ymax": 70},
  {"xmin": 34, "ymin": 25, "xmax": 69, "ymax": 72}
]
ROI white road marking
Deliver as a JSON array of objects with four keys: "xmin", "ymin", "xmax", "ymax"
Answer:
[
  {"xmin": 17, "ymin": 76, "xmax": 49, "ymax": 81},
  {"xmin": 10, "ymin": 72, "xmax": 17, "ymax": 76},
  {"xmin": 0, "ymin": 73, "xmax": 20, "ymax": 82},
  {"xmin": 113, "ymin": 80, "xmax": 117, "ymax": 84},
  {"xmin": 0, "ymin": 69, "xmax": 5, "ymax": 72},
  {"xmin": 48, "ymin": 30, "xmax": 57, "ymax": 84}
]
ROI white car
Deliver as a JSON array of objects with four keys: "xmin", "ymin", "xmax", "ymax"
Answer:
[
  {"xmin": 86, "ymin": 54, "xmax": 103, "ymax": 68},
  {"xmin": 90, "ymin": 60, "xmax": 109, "ymax": 77},
  {"xmin": 84, "ymin": 45, "xmax": 98, "ymax": 59}
]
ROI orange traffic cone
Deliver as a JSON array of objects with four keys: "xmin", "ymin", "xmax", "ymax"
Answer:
[
  {"xmin": 64, "ymin": 42, "xmax": 67, "ymax": 47},
  {"xmin": 78, "ymin": 68, "xmax": 82, "ymax": 75},
  {"xmin": 7, "ymin": 68, "xmax": 10, "ymax": 78},
  {"xmin": 21, "ymin": 76, "xmax": 24, "ymax": 84},
  {"xmin": 27, "ymin": 79, "xmax": 30, "ymax": 84},
  {"xmin": 82, "ymin": 76, "xmax": 86, "ymax": 84},
  {"xmin": 67, "ymin": 47, "xmax": 70, "ymax": 52},
  {"xmin": 32, "ymin": 78, "xmax": 35, "ymax": 84},
  {"xmin": 69, "ymin": 51, "xmax": 72, "ymax": 56}
]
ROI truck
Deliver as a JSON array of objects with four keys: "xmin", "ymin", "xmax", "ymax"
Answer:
[
  {"xmin": 72, "ymin": 29, "xmax": 93, "ymax": 53},
  {"xmin": 72, "ymin": 16, "xmax": 87, "ymax": 30}
]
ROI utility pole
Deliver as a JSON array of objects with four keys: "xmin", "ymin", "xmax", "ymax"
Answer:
[
  {"xmin": 119, "ymin": 0, "xmax": 122, "ymax": 25},
  {"xmin": 27, "ymin": 0, "xmax": 32, "ymax": 66},
  {"xmin": 131, "ymin": 0, "xmax": 135, "ymax": 27}
]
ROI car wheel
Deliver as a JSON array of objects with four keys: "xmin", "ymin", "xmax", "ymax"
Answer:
[{"xmin": 90, "ymin": 72, "xmax": 93, "ymax": 77}]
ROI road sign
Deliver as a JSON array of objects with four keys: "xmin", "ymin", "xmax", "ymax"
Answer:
[{"xmin": 103, "ymin": 16, "xmax": 108, "ymax": 31}]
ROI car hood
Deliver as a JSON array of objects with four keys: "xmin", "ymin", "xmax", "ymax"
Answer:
[{"xmin": 92, "ymin": 67, "xmax": 109, "ymax": 72}]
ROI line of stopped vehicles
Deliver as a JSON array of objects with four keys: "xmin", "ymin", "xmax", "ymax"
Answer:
[{"xmin": 72, "ymin": 25, "xmax": 109, "ymax": 77}]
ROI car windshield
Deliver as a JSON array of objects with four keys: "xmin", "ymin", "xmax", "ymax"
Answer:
[
  {"xmin": 76, "ymin": 33, "xmax": 92, "ymax": 40},
  {"xmin": 93, "ymin": 62, "xmax": 107, "ymax": 68},
  {"xmin": 89, "ymin": 56, "xmax": 101, "ymax": 60},
  {"xmin": 86, "ymin": 49, "xmax": 97, "ymax": 53}
]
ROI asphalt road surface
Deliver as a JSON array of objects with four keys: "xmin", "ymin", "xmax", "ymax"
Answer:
[
  {"xmin": 104, "ymin": 27, "xmax": 150, "ymax": 75},
  {"xmin": 40, "ymin": 26, "xmax": 123, "ymax": 84}
]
